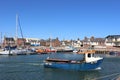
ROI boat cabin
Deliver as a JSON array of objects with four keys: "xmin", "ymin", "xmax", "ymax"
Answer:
[{"xmin": 83, "ymin": 50, "xmax": 102, "ymax": 63}]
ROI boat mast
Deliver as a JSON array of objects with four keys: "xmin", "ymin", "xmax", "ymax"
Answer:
[
  {"xmin": 0, "ymin": 32, "xmax": 2, "ymax": 48},
  {"xmin": 15, "ymin": 14, "xmax": 18, "ymax": 46},
  {"xmin": 17, "ymin": 14, "xmax": 25, "ymax": 48},
  {"xmin": 49, "ymin": 36, "xmax": 52, "ymax": 48}
]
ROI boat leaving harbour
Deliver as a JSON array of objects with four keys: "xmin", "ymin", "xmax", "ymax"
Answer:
[{"xmin": 44, "ymin": 50, "xmax": 103, "ymax": 71}]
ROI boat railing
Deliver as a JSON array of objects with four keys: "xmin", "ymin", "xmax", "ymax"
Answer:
[{"xmin": 45, "ymin": 58, "xmax": 86, "ymax": 64}]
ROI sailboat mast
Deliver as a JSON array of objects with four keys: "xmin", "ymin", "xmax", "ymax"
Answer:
[
  {"xmin": 17, "ymin": 14, "xmax": 25, "ymax": 48},
  {"xmin": 16, "ymin": 14, "xmax": 18, "ymax": 40},
  {"xmin": 49, "ymin": 37, "xmax": 52, "ymax": 48},
  {"xmin": 0, "ymin": 32, "xmax": 2, "ymax": 47},
  {"xmin": 15, "ymin": 14, "xmax": 18, "ymax": 46},
  {"xmin": 18, "ymin": 16, "xmax": 24, "ymax": 41}
]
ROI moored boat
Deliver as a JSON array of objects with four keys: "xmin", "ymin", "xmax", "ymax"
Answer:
[
  {"xmin": 10, "ymin": 49, "xmax": 28, "ymax": 55},
  {"xmin": 45, "ymin": 47, "xmax": 57, "ymax": 53},
  {"xmin": 44, "ymin": 50, "xmax": 103, "ymax": 71},
  {"xmin": 0, "ymin": 50, "xmax": 10, "ymax": 55},
  {"xmin": 57, "ymin": 46, "xmax": 74, "ymax": 52},
  {"xmin": 73, "ymin": 49, "xmax": 78, "ymax": 53},
  {"xmin": 36, "ymin": 49, "xmax": 48, "ymax": 54},
  {"xmin": 0, "ymin": 48, "xmax": 36, "ymax": 55}
]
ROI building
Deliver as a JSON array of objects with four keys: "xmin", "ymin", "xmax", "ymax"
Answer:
[
  {"xmin": 17, "ymin": 38, "xmax": 26, "ymax": 47},
  {"xmin": 90, "ymin": 37, "xmax": 105, "ymax": 46},
  {"xmin": 40, "ymin": 39, "xmax": 46, "ymax": 46},
  {"xmin": 40, "ymin": 37, "xmax": 61, "ymax": 47},
  {"xmin": 82, "ymin": 36, "xmax": 105, "ymax": 48},
  {"xmin": 25, "ymin": 38, "xmax": 40, "ymax": 46},
  {"xmin": 72, "ymin": 38, "xmax": 82, "ymax": 47},
  {"xmin": 82, "ymin": 37, "xmax": 91, "ymax": 47},
  {"xmin": 105, "ymin": 35, "xmax": 120, "ymax": 47},
  {"xmin": 3, "ymin": 37, "xmax": 16, "ymax": 47},
  {"xmin": 2, "ymin": 37, "xmax": 29, "ymax": 48},
  {"xmin": 51, "ymin": 38, "xmax": 61, "ymax": 47},
  {"xmin": 61, "ymin": 40, "xmax": 72, "ymax": 46}
]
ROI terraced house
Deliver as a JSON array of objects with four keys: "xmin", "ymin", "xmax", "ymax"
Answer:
[
  {"xmin": 105, "ymin": 35, "xmax": 120, "ymax": 47},
  {"xmin": 3, "ymin": 37, "xmax": 15, "ymax": 47},
  {"xmin": 81, "ymin": 36, "xmax": 105, "ymax": 48}
]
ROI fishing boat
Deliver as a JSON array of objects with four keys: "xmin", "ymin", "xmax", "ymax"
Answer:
[{"xmin": 44, "ymin": 50, "xmax": 103, "ymax": 71}]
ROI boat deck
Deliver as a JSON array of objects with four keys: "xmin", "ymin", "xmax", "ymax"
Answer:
[{"xmin": 45, "ymin": 58, "xmax": 85, "ymax": 64}]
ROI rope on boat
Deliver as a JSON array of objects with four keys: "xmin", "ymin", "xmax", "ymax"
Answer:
[{"xmin": 92, "ymin": 72, "xmax": 120, "ymax": 80}]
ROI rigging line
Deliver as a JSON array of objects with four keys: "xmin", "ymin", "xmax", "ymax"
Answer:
[
  {"xmin": 18, "ymin": 15, "xmax": 25, "ymax": 47},
  {"xmin": 92, "ymin": 72, "xmax": 120, "ymax": 80},
  {"xmin": 18, "ymin": 16, "xmax": 24, "ymax": 39}
]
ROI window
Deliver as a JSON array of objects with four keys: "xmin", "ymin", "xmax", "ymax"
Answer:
[
  {"xmin": 92, "ymin": 53, "xmax": 94, "ymax": 57},
  {"xmin": 88, "ymin": 53, "xmax": 91, "ymax": 58}
]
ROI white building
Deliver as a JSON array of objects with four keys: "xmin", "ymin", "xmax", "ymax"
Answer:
[
  {"xmin": 82, "ymin": 37, "xmax": 105, "ymax": 47},
  {"xmin": 25, "ymin": 38, "xmax": 40, "ymax": 46},
  {"xmin": 72, "ymin": 39, "xmax": 82, "ymax": 47},
  {"xmin": 105, "ymin": 35, "xmax": 120, "ymax": 47}
]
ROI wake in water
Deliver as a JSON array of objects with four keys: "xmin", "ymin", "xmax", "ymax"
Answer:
[
  {"xmin": 92, "ymin": 72, "xmax": 120, "ymax": 80},
  {"xmin": 24, "ymin": 63, "xmax": 44, "ymax": 66},
  {"xmin": 94, "ymin": 67, "xmax": 101, "ymax": 70}
]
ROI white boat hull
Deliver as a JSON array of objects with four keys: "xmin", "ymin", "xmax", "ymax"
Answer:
[{"xmin": 0, "ymin": 51, "xmax": 10, "ymax": 55}]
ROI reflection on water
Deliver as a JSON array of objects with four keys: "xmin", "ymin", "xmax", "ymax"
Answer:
[
  {"xmin": 0, "ymin": 53, "xmax": 120, "ymax": 80},
  {"xmin": 44, "ymin": 68, "xmax": 100, "ymax": 80}
]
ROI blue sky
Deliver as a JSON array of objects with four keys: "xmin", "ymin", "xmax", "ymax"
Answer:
[{"xmin": 0, "ymin": 0, "xmax": 120, "ymax": 40}]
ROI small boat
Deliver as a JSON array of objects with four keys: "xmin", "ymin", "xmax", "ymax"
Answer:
[
  {"xmin": 63, "ymin": 46, "xmax": 73, "ymax": 52},
  {"xmin": 36, "ymin": 49, "xmax": 48, "ymax": 54},
  {"xmin": 0, "ymin": 47, "xmax": 14, "ymax": 55},
  {"xmin": 0, "ymin": 48, "xmax": 34, "ymax": 55},
  {"xmin": 0, "ymin": 46, "xmax": 17, "ymax": 55},
  {"xmin": 36, "ymin": 49, "xmax": 44, "ymax": 53},
  {"xmin": 0, "ymin": 50, "xmax": 10, "ymax": 55},
  {"xmin": 73, "ymin": 49, "xmax": 78, "ymax": 53},
  {"xmin": 57, "ymin": 46, "xmax": 74, "ymax": 52},
  {"xmin": 10, "ymin": 49, "xmax": 28, "ymax": 55},
  {"xmin": 45, "ymin": 47, "xmax": 57, "ymax": 53},
  {"xmin": 44, "ymin": 50, "xmax": 103, "ymax": 71}
]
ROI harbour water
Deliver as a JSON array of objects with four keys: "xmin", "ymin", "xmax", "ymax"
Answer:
[{"xmin": 0, "ymin": 53, "xmax": 120, "ymax": 80}]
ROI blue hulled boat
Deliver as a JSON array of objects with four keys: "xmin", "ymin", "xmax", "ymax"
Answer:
[{"xmin": 44, "ymin": 50, "xmax": 103, "ymax": 71}]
